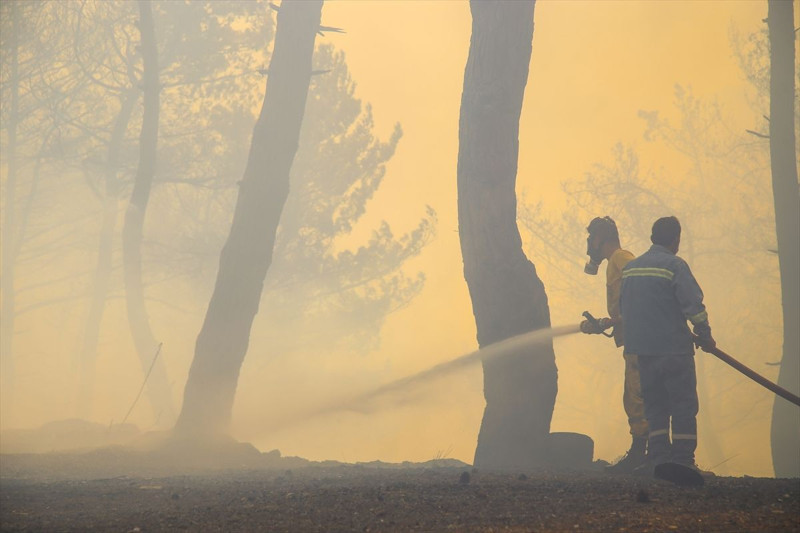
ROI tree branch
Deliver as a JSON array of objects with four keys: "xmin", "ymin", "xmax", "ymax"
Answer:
[{"xmin": 746, "ymin": 129, "xmax": 770, "ymax": 139}]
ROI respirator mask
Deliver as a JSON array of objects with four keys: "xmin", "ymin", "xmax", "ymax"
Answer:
[{"xmin": 584, "ymin": 236, "xmax": 603, "ymax": 275}]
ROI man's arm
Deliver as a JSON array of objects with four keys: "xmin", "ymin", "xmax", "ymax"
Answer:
[
  {"xmin": 673, "ymin": 260, "xmax": 716, "ymax": 352},
  {"xmin": 606, "ymin": 250, "xmax": 634, "ymax": 346}
]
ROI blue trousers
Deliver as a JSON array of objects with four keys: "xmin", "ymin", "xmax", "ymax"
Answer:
[{"xmin": 638, "ymin": 354, "xmax": 698, "ymax": 465}]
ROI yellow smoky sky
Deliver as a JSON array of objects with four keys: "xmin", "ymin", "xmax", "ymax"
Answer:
[
  {"xmin": 4, "ymin": 0, "xmax": 791, "ymax": 479},
  {"xmin": 234, "ymin": 0, "xmax": 773, "ymax": 474}
]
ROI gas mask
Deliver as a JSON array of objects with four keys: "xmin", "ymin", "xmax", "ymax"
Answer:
[
  {"xmin": 584, "ymin": 216, "xmax": 617, "ymax": 275},
  {"xmin": 584, "ymin": 236, "xmax": 603, "ymax": 275}
]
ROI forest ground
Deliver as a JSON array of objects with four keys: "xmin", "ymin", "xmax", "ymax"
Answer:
[{"xmin": 1, "ymin": 444, "xmax": 798, "ymax": 533}]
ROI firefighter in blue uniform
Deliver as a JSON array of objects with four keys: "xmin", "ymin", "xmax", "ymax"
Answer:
[{"xmin": 620, "ymin": 216, "xmax": 716, "ymax": 482}]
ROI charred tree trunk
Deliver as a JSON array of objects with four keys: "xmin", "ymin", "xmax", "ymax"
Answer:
[
  {"xmin": 457, "ymin": 0, "xmax": 557, "ymax": 470},
  {"xmin": 1, "ymin": 1, "xmax": 20, "ymax": 419},
  {"xmin": 175, "ymin": 0, "xmax": 323, "ymax": 437},
  {"xmin": 77, "ymin": 90, "xmax": 137, "ymax": 419},
  {"xmin": 121, "ymin": 0, "xmax": 175, "ymax": 425},
  {"xmin": 767, "ymin": 0, "xmax": 800, "ymax": 479}
]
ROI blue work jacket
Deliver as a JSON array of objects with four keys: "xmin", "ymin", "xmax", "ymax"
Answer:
[{"xmin": 620, "ymin": 244, "xmax": 710, "ymax": 356}]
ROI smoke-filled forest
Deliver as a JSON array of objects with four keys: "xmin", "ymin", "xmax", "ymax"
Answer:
[{"xmin": 1, "ymin": 1, "xmax": 799, "ymax": 530}]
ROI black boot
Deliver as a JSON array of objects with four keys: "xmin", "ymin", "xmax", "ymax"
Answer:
[{"xmin": 606, "ymin": 437, "xmax": 648, "ymax": 474}]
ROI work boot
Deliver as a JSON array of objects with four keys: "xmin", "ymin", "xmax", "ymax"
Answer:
[
  {"xmin": 654, "ymin": 462, "xmax": 711, "ymax": 487},
  {"xmin": 687, "ymin": 463, "xmax": 716, "ymax": 479},
  {"xmin": 605, "ymin": 437, "xmax": 648, "ymax": 474}
]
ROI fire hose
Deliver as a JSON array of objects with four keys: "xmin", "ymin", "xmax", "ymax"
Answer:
[
  {"xmin": 699, "ymin": 343, "xmax": 800, "ymax": 407},
  {"xmin": 582, "ymin": 311, "xmax": 800, "ymax": 407}
]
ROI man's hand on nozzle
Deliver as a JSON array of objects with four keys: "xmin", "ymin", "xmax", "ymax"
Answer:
[
  {"xmin": 580, "ymin": 317, "xmax": 613, "ymax": 334},
  {"xmin": 598, "ymin": 317, "xmax": 614, "ymax": 330}
]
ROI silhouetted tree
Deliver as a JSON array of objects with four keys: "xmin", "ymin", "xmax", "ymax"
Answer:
[
  {"xmin": 59, "ymin": 0, "xmax": 176, "ymax": 423},
  {"xmin": 175, "ymin": 0, "xmax": 324, "ymax": 437},
  {"xmin": 121, "ymin": 0, "xmax": 176, "ymax": 424},
  {"xmin": 64, "ymin": 0, "xmax": 160, "ymax": 420},
  {"xmin": 74, "ymin": 86, "xmax": 137, "ymax": 419},
  {"xmin": 767, "ymin": 0, "xmax": 799, "ymax": 478},
  {"xmin": 259, "ymin": 44, "xmax": 435, "ymax": 357},
  {"xmin": 68, "ymin": 0, "xmax": 272, "ymax": 422},
  {"xmin": 3, "ymin": 0, "xmax": 425, "ymax": 432},
  {"xmin": 156, "ymin": 43, "xmax": 434, "ymax": 359},
  {"xmin": 457, "ymin": 0, "xmax": 558, "ymax": 469}
]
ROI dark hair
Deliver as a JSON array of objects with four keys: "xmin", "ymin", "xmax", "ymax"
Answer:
[
  {"xmin": 651, "ymin": 216, "xmax": 681, "ymax": 246},
  {"xmin": 587, "ymin": 216, "xmax": 620, "ymax": 245}
]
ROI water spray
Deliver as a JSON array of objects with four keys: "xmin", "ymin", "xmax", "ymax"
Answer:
[{"xmin": 257, "ymin": 323, "xmax": 581, "ymax": 433}]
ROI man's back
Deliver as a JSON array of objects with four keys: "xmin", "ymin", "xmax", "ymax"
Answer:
[{"xmin": 620, "ymin": 244, "xmax": 706, "ymax": 357}]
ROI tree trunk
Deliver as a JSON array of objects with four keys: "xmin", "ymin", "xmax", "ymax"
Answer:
[
  {"xmin": 457, "ymin": 0, "xmax": 558, "ymax": 470},
  {"xmin": 1, "ymin": 1, "xmax": 20, "ymax": 421},
  {"xmin": 767, "ymin": 0, "xmax": 800, "ymax": 479},
  {"xmin": 175, "ymin": 0, "xmax": 323, "ymax": 437},
  {"xmin": 77, "ymin": 90, "xmax": 137, "ymax": 419},
  {"xmin": 121, "ymin": 0, "xmax": 175, "ymax": 425}
]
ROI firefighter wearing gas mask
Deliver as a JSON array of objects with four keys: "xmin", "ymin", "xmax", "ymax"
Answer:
[{"xmin": 582, "ymin": 216, "xmax": 649, "ymax": 473}]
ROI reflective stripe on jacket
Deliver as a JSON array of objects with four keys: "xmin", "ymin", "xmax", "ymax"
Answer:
[{"xmin": 620, "ymin": 244, "xmax": 709, "ymax": 356}]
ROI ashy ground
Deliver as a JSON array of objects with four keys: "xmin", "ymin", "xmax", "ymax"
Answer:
[{"xmin": 1, "ymin": 446, "xmax": 798, "ymax": 532}]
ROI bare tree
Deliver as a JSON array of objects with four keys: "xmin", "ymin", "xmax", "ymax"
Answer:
[
  {"xmin": 767, "ymin": 0, "xmax": 799, "ymax": 478},
  {"xmin": 457, "ymin": 0, "xmax": 557, "ymax": 469},
  {"xmin": 175, "ymin": 0, "xmax": 324, "ymax": 438},
  {"xmin": 71, "ymin": 0, "xmax": 271, "ymax": 423},
  {"xmin": 65, "ymin": 0, "xmax": 152, "ymax": 420},
  {"xmin": 260, "ymin": 44, "xmax": 435, "ymax": 358},
  {"xmin": 3, "ymin": 0, "xmax": 424, "ymax": 433},
  {"xmin": 120, "ymin": 0, "xmax": 175, "ymax": 425},
  {"xmin": 158, "ymin": 43, "xmax": 435, "ymax": 361},
  {"xmin": 75, "ymin": 87, "xmax": 137, "ymax": 419}
]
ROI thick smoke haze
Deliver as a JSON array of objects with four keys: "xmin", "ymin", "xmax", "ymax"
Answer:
[{"xmin": 1, "ymin": 0, "xmax": 794, "ymax": 479}]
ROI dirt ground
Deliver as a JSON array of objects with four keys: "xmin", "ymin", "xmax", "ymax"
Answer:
[{"xmin": 1, "ymin": 446, "xmax": 798, "ymax": 532}]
